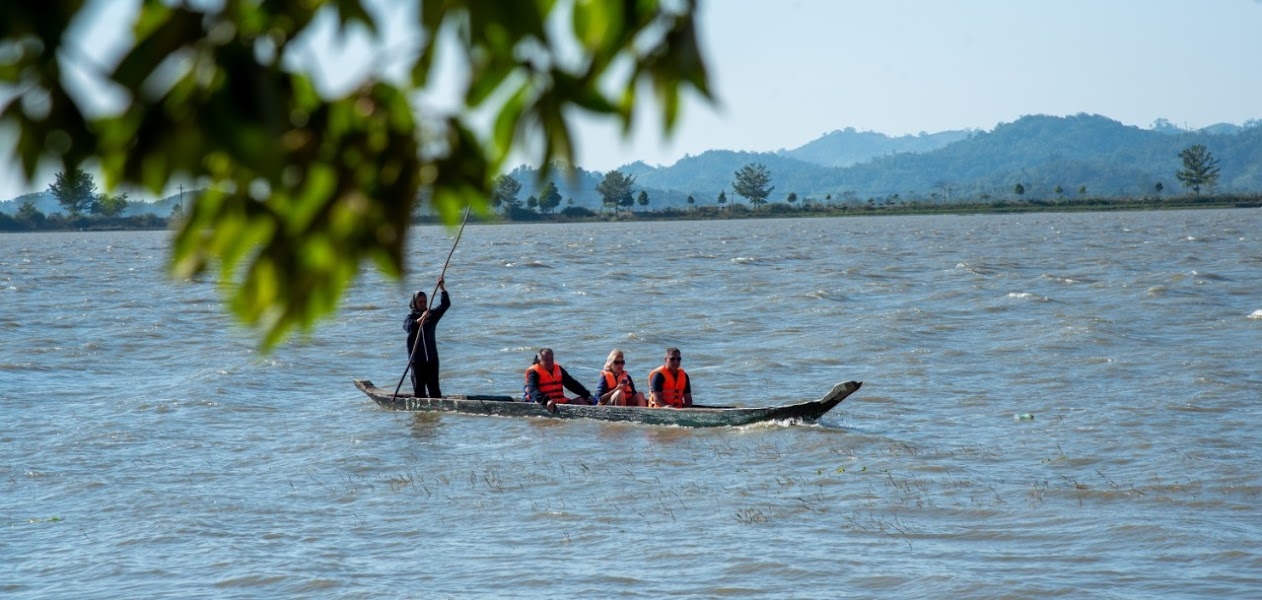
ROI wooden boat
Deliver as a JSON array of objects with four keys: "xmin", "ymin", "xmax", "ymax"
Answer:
[{"xmin": 353, "ymin": 379, "xmax": 862, "ymax": 428}]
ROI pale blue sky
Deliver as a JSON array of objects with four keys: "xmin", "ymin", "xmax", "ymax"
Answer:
[
  {"xmin": 3, "ymin": 0, "xmax": 1260, "ymax": 200},
  {"xmin": 585, "ymin": 0, "xmax": 1262, "ymax": 169}
]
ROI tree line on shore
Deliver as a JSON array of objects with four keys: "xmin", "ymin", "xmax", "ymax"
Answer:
[
  {"xmin": 2, "ymin": 142, "xmax": 1243, "ymax": 233},
  {"xmin": 471, "ymin": 141, "xmax": 1234, "ymax": 219}
]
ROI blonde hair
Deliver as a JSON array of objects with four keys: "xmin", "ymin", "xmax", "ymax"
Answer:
[{"xmin": 603, "ymin": 349, "xmax": 625, "ymax": 371}]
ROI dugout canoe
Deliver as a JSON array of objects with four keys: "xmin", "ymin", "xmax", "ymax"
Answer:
[{"xmin": 352, "ymin": 379, "xmax": 861, "ymax": 427}]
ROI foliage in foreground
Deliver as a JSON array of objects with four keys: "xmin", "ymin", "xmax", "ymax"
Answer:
[{"xmin": 0, "ymin": 1, "xmax": 710, "ymax": 349}]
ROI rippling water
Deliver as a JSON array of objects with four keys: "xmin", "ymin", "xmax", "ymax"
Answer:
[{"xmin": 4, "ymin": 210, "xmax": 1261, "ymax": 598}]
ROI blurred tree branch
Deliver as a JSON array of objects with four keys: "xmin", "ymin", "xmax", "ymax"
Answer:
[{"xmin": 0, "ymin": 0, "xmax": 711, "ymax": 349}]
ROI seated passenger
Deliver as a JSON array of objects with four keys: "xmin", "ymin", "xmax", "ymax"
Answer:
[
  {"xmin": 525, "ymin": 347, "xmax": 594, "ymax": 411},
  {"xmin": 647, "ymin": 347, "xmax": 692, "ymax": 408},
  {"xmin": 594, "ymin": 349, "xmax": 644, "ymax": 406}
]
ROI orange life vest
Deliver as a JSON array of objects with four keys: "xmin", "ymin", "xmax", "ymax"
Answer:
[
  {"xmin": 648, "ymin": 366, "xmax": 688, "ymax": 407},
  {"xmin": 602, "ymin": 370, "xmax": 634, "ymax": 397},
  {"xmin": 527, "ymin": 363, "xmax": 565, "ymax": 402}
]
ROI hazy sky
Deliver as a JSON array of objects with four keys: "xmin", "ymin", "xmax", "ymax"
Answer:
[{"xmin": 3, "ymin": 0, "xmax": 1261, "ymax": 200}]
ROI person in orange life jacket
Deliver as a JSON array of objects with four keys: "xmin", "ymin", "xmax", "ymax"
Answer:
[
  {"xmin": 648, "ymin": 347, "xmax": 692, "ymax": 408},
  {"xmin": 525, "ymin": 347, "xmax": 594, "ymax": 411},
  {"xmin": 403, "ymin": 277, "xmax": 450, "ymax": 398},
  {"xmin": 594, "ymin": 349, "xmax": 644, "ymax": 406}
]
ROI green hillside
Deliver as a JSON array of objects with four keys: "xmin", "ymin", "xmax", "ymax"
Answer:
[{"xmin": 627, "ymin": 114, "xmax": 1262, "ymax": 205}]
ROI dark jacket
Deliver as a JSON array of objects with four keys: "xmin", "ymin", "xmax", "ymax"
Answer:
[{"xmin": 403, "ymin": 291, "xmax": 450, "ymax": 363}]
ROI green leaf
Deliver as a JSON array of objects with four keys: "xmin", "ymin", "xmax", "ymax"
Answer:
[{"xmin": 4, "ymin": 0, "xmax": 711, "ymax": 351}]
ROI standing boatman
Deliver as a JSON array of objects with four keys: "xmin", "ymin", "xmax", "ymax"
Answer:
[{"xmin": 403, "ymin": 277, "xmax": 450, "ymax": 398}]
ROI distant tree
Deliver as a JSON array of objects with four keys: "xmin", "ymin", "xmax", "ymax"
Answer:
[
  {"xmin": 566, "ymin": 197, "xmax": 574, "ymax": 208},
  {"xmin": 686, "ymin": 194, "xmax": 695, "ymax": 209},
  {"xmin": 48, "ymin": 168, "xmax": 97, "ymax": 215},
  {"xmin": 1013, "ymin": 183, "xmax": 1025, "ymax": 197},
  {"xmin": 636, "ymin": 190, "xmax": 649, "ymax": 209},
  {"xmin": 1154, "ymin": 182, "xmax": 1164, "ymax": 195},
  {"xmin": 732, "ymin": 163, "xmax": 774, "ymax": 208},
  {"xmin": 1176, "ymin": 144, "xmax": 1220, "ymax": 194},
  {"xmin": 491, "ymin": 175, "xmax": 522, "ymax": 213},
  {"xmin": 596, "ymin": 170, "xmax": 636, "ymax": 212},
  {"xmin": 537, "ymin": 181, "xmax": 562, "ymax": 214},
  {"xmin": 1078, "ymin": 185, "xmax": 1087, "ymax": 196},
  {"xmin": 16, "ymin": 200, "xmax": 45, "ymax": 227},
  {"xmin": 526, "ymin": 195, "xmax": 538, "ymax": 212},
  {"xmin": 1054, "ymin": 185, "xmax": 1063, "ymax": 198},
  {"xmin": 92, "ymin": 192, "xmax": 130, "ymax": 217},
  {"xmin": 786, "ymin": 192, "xmax": 798, "ymax": 206},
  {"xmin": 717, "ymin": 190, "xmax": 727, "ymax": 207}
]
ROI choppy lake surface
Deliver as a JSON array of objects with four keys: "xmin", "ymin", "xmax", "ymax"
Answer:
[{"xmin": 3, "ymin": 211, "xmax": 1261, "ymax": 598}]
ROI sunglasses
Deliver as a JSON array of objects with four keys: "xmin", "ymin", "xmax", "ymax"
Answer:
[
  {"xmin": 613, "ymin": 360, "xmax": 624, "ymax": 364},
  {"xmin": 667, "ymin": 356, "xmax": 681, "ymax": 361}
]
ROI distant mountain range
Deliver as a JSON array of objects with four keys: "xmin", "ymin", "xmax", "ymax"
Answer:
[
  {"xmin": 4, "ymin": 113, "xmax": 1260, "ymax": 215},
  {"xmin": 517, "ymin": 113, "xmax": 1262, "ymax": 209}
]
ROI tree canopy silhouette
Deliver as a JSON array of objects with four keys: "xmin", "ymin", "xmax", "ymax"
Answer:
[{"xmin": 1176, "ymin": 144, "xmax": 1221, "ymax": 194}]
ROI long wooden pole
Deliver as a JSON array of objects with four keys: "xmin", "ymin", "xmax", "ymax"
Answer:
[{"xmin": 392, "ymin": 206, "xmax": 472, "ymax": 400}]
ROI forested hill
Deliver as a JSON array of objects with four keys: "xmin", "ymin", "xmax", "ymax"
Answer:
[
  {"xmin": 814, "ymin": 114, "xmax": 1262, "ymax": 201},
  {"xmin": 780, "ymin": 127, "xmax": 976, "ymax": 167},
  {"xmin": 628, "ymin": 114, "xmax": 1262, "ymax": 205}
]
